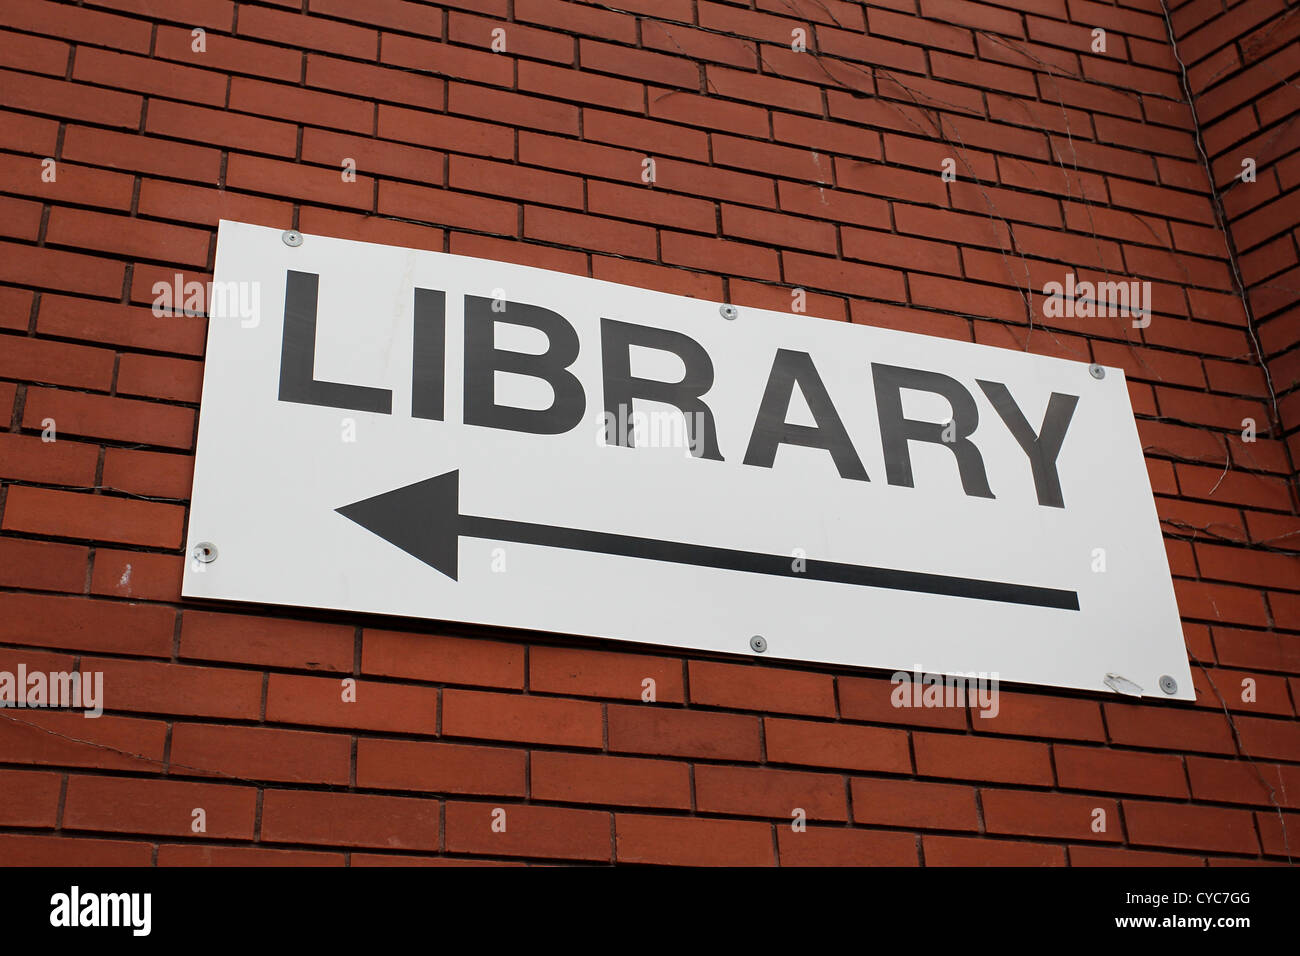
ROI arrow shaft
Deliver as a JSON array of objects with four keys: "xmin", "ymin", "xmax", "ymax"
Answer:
[{"xmin": 460, "ymin": 514, "xmax": 1079, "ymax": 611}]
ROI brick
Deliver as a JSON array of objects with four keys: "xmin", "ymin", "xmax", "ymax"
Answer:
[
  {"xmin": 446, "ymin": 801, "xmax": 609, "ymax": 861},
  {"xmin": 838, "ymin": 674, "xmax": 967, "ymax": 729},
  {"xmin": 842, "ymin": 227, "xmax": 961, "ymax": 275},
  {"xmin": 778, "ymin": 827, "xmax": 918, "ymax": 866},
  {"xmin": 764, "ymin": 717, "xmax": 912, "ymax": 773},
  {"xmin": 116, "ymin": 353, "xmax": 203, "ymax": 404},
  {"xmin": 1070, "ymin": 845, "xmax": 1205, "ymax": 867},
  {"xmin": 362, "ymin": 628, "xmax": 523, "ymax": 688},
  {"xmin": 1105, "ymin": 702, "xmax": 1236, "ymax": 755},
  {"xmin": 688, "ymin": 660, "xmax": 836, "ymax": 717},
  {"xmin": 0, "ymin": 68, "xmax": 141, "ymax": 128},
  {"xmin": 525, "ymin": 206, "xmax": 657, "ymax": 260},
  {"xmin": 582, "ymin": 108, "xmax": 709, "ymax": 162},
  {"xmin": 230, "ymin": 76, "xmax": 374, "ymax": 134},
  {"xmin": 158, "ymin": 845, "xmax": 343, "ymax": 866},
  {"xmin": 0, "ymin": 834, "xmax": 152, "ymax": 866},
  {"xmin": 226, "ymin": 153, "xmax": 374, "ymax": 211},
  {"xmin": 298, "ymin": 208, "xmax": 444, "ymax": 252},
  {"xmin": 22, "ymin": 387, "xmax": 194, "ymax": 449},
  {"xmin": 90, "ymin": 549, "xmax": 184, "ymax": 603},
  {"xmin": 648, "ymin": 87, "xmax": 769, "ymax": 138},
  {"xmin": 921, "ymin": 0, "xmax": 1023, "ymax": 36},
  {"xmin": 982, "ymin": 789, "xmax": 1122, "ymax": 842},
  {"xmin": 38, "ymin": 295, "xmax": 206, "ymax": 356},
  {"xmin": 0, "ymin": 537, "xmax": 87, "ymax": 593},
  {"xmin": 2, "ymin": 486, "xmax": 184, "ymax": 549},
  {"xmin": 851, "ymin": 777, "xmax": 979, "ymax": 830},
  {"xmin": 170, "ymin": 724, "xmax": 352, "ymax": 784},
  {"xmin": 64, "ymin": 125, "xmax": 222, "ymax": 184},
  {"xmin": 448, "ymin": 82, "xmax": 578, "ymax": 136},
  {"xmin": 262, "ymin": 790, "xmax": 439, "ymax": 851},
  {"xmin": 696, "ymin": 764, "xmax": 848, "ymax": 820},
  {"xmin": 1054, "ymin": 744, "xmax": 1189, "ymax": 798},
  {"xmin": 1187, "ymin": 755, "xmax": 1300, "ymax": 808},
  {"xmin": 615, "ymin": 813, "xmax": 774, "ymax": 865},
  {"xmin": 450, "ymin": 11, "xmax": 573, "ymax": 64},
  {"xmin": 448, "ymin": 154, "xmax": 582, "ymax": 208},
  {"xmin": 1123, "ymin": 800, "xmax": 1259, "ymax": 854},
  {"xmin": 914, "ymin": 733, "xmax": 1054, "ymax": 786},
  {"xmin": 531, "ymin": 751, "xmax": 691, "ymax": 810},
  {"xmin": 1256, "ymin": 809, "xmax": 1300, "ymax": 857},
  {"xmin": 357, "ymin": 738, "xmax": 527, "ymax": 796},
  {"xmin": 607, "ymin": 704, "xmax": 762, "ymax": 761},
  {"xmin": 0, "ymin": 433, "xmax": 99, "ymax": 486},
  {"xmin": 267, "ymin": 673, "xmax": 439, "ymax": 735},
  {"xmin": 0, "ymin": 0, "xmax": 153, "ymax": 53},
  {"xmin": 302, "ymin": 127, "xmax": 444, "ymax": 185},
  {"xmin": 0, "ymin": 153, "xmax": 133, "ymax": 211},
  {"xmin": 85, "ymin": 657, "xmax": 263, "ymax": 720},
  {"xmin": 654, "ymin": 158, "xmax": 774, "ymax": 207},
  {"xmin": 0, "ymin": 242, "xmax": 124, "ymax": 298},
  {"xmin": 924, "ymin": 834, "xmax": 1065, "ymax": 866},
  {"xmin": 46, "ymin": 207, "xmax": 211, "ymax": 268},
  {"xmin": 92, "ymin": 0, "xmax": 233, "ymax": 30},
  {"xmin": 306, "ymin": 53, "xmax": 443, "ymax": 109},
  {"xmin": 529, "ymin": 645, "xmax": 684, "ymax": 702},
  {"xmin": 73, "ymin": 46, "xmax": 226, "ymax": 106},
  {"xmin": 974, "ymin": 691, "xmax": 1106, "ymax": 742},
  {"xmin": 238, "ymin": 5, "xmax": 378, "ymax": 59},
  {"xmin": 868, "ymin": 9, "xmax": 974, "ymax": 54},
  {"xmin": 0, "ymin": 593, "xmax": 174, "ymax": 656},
  {"xmin": 63, "ymin": 776, "xmax": 257, "ymax": 839},
  {"xmin": 592, "ymin": 256, "xmax": 723, "ymax": 301},
  {"xmin": 442, "ymin": 689, "xmax": 602, "ymax": 748},
  {"xmin": 0, "ymin": 769, "xmax": 62, "ymax": 826},
  {"xmin": 138, "ymin": 180, "xmax": 293, "ymax": 231},
  {"xmin": 154, "ymin": 24, "xmax": 300, "ymax": 82},
  {"xmin": 146, "ymin": 98, "xmax": 298, "ymax": 157},
  {"xmin": 783, "ymin": 251, "xmax": 907, "ymax": 301},
  {"xmin": 180, "ymin": 610, "xmax": 354, "ymax": 672},
  {"xmin": 0, "ymin": 706, "xmax": 165, "ymax": 773},
  {"xmin": 722, "ymin": 204, "xmax": 837, "ymax": 254},
  {"xmin": 102, "ymin": 447, "xmax": 194, "ymax": 500},
  {"xmin": 661, "ymin": 233, "xmax": 780, "ymax": 281},
  {"xmin": 449, "ymin": 233, "xmax": 583, "ymax": 273},
  {"xmin": 383, "ymin": 34, "xmax": 513, "ymax": 88}
]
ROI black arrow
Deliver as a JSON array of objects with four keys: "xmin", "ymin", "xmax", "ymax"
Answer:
[{"xmin": 336, "ymin": 471, "xmax": 1080, "ymax": 611}]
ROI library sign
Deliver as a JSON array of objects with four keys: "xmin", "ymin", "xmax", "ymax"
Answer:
[{"xmin": 184, "ymin": 221, "xmax": 1192, "ymax": 700}]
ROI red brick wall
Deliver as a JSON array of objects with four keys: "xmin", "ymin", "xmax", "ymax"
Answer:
[
  {"xmin": 1169, "ymin": 0, "xmax": 1300, "ymax": 465},
  {"xmin": 0, "ymin": 0, "xmax": 1297, "ymax": 866}
]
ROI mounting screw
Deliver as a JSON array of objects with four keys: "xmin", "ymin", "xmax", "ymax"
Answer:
[
  {"xmin": 192, "ymin": 542, "xmax": 218, "ymax": 564},
  {"xmin": 1158, "ymin": 674, "xmax": 1178, "ymax": 695},
  {"xmin": 282, "ymin": 229, "xmax": 303, "ymax": 248},
  {"xmin": 1089, "ymin": 364, "xmax": 1105, "ymax": 380},
  {"xmin": 720, "ymin": 304, "xmax": 738, "ymax": 321},
  {"xmin": 749, "ymin": 635, "xmax": 767, "ymax": 653}
]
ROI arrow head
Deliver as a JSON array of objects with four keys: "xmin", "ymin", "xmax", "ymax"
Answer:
[{"xmin": 336, "ymin": 470, "xmax": 461, "ymax": 580}]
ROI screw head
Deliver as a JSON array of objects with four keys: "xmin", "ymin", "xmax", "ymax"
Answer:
[
  {"xmin": 749, "ymin": 635, "xmax": 767, "ymax": 653},
  {"xmin": 719, "ymin": 304, "xmax": 738, "ymax": 321},
  {"xmin": 282, "ymin": 229, "xmax": 303, "ymax": 248},
  {"xmin": 1158, "ymin": 674, "xmax": 1178, "ymax": 695},
  {"xmin": 1089, "ymin": 364, "xmax": 1105, "ymax": 380},
  {"xmin": 192, "ymin": 542, "xmax": 218, "ymax": 564}
]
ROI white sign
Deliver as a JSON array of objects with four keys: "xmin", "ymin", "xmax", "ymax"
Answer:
[{"xmin": 185, "ymin": 221, "xmax": 1192, "ymax": 700}]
